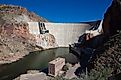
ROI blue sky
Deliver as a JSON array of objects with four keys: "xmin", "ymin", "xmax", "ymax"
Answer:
[{"xmin": 0, "ymin": 0, "xmax": 112, "ymax": 22}]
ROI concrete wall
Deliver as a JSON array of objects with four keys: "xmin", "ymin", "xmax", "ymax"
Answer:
[
  {"xmin": 45, "ymin": 23, "xmax": 91, "ymax": 47},
  {"xmin": 28, "ymin": 22, "xmax": 40, "ymax": 34},
  {"xmin": 28, "ymin": 22, "xmax": 91, "ymax": 47}
]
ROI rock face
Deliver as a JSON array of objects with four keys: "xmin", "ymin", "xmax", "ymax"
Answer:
[
  {"xmin": 0, "ymin": 5, "xmax": 47, "ymax": 23},
  {"xmin": 102, "ymin": 0, "xmax": 121, "ymax": 36},
  {"xmin": 88, "ymin": 32, "xmax": 121, "ymax": 79},
  {"xmin": 0, "ymin": 5, "xmax": 55, "ymax": 64},
  {"xmin": 35, "ymin": 34, "xmax": 57, "ymax": 49},
  {"xmin": 88, "ymin": 0, "xmax": 121, "ymax": 79}
]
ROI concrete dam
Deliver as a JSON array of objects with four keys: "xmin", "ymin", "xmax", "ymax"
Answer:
[{"xmin": 28, "ymin": 22, "xmax": 92, "ymax": 47}]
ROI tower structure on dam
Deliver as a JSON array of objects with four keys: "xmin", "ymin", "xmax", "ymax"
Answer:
[{"xmin": 28, "ymin": 22, "xmax": 92, "ymax": 47}]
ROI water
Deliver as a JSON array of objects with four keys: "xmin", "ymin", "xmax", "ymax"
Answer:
[{"xmin": 0, "ymin": 47, "xmax": 78, "ymax": 80}]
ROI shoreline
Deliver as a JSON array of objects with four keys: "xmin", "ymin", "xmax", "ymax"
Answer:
[
  {"xmin": 0, "ymin": 46, "xmax": 68, "ymax": 65},
  {"xmin": 0, "ymin": 52, "xmax": 30, "ymax": 65}
]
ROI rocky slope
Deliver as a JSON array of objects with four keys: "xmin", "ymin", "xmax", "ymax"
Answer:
[
  {"xmin": 0, "ymin": 5, "xmax": 56, "ymax": 64},
  {"xmin": 102, "ymin": 0, "xmax": 121, "ymax": 36},
  {"xmin": 88, "ymin": 0, "xmax": 121, "ymax": 79}
]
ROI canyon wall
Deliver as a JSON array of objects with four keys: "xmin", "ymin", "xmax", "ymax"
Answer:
[
  {"xmin": 0, "ymin": 5, "xmax": 48, "ymax": 64},
  {"xmin": 102, "ymin": 0, "xmax": 121, "ymax": 36},
  {"xmin": 88, "ymin": 0, "xmax": 121, "ymax": 79}
]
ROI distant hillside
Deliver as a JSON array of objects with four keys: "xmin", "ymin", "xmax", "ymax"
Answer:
[{"xmin": 80, "ymin": 20, "xmax": 101, "ymax": 26}]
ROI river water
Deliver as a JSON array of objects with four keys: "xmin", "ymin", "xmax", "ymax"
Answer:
[{"xmin": 0, "ymin": 47, "xmax": 78, "ymax": 80}]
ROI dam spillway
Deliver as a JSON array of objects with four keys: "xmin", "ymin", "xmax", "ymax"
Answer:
[{"xmin": 28, "ymin": 22, "xmax": 92, "ymax": 47}]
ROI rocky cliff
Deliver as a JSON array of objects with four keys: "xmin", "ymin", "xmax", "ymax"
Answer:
[
  {"xmin": 102, "ymin": 0, "xmax": 121, "ymax": 36},
  {"xmin": 0, "ymin": 5, "xmax": 56, "ymax": 64},
  {"xmin": 88, "ymin": 0, "xmax": 121, "ymax": 79}
]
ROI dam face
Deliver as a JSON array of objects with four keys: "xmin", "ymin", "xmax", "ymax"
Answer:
[
  {"xmin": 45, "ymin": 23, "xmax": 91, "ymax": 47},
  {"xmin": 28, "ymin": 22, "xmax": 91, "ymax": 47}
]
